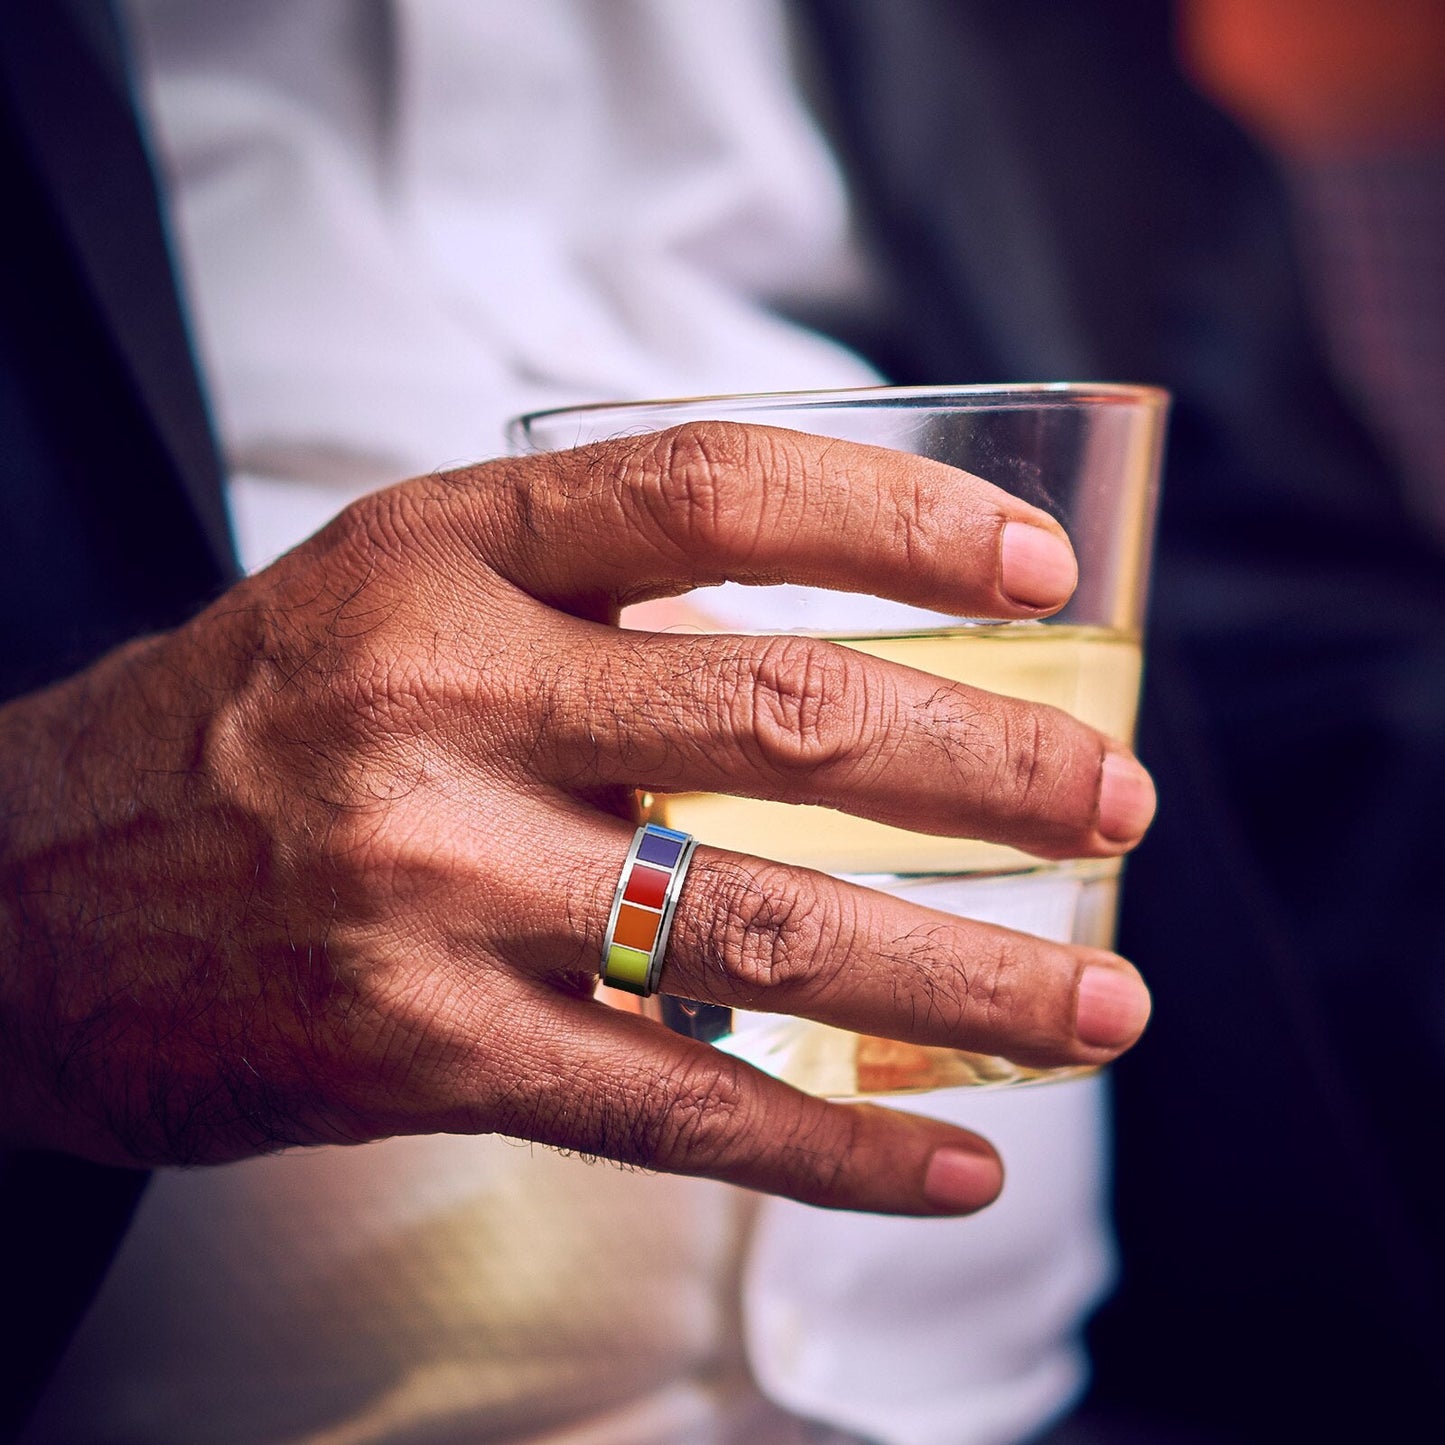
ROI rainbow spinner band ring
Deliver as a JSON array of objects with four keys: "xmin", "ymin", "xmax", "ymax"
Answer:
[{"xmin": 600, "ymin": 824, "xmax": 698, "ymax": 996}]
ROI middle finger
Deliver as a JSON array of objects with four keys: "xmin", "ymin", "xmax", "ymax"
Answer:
[{"xmin": 519, "ymin": 620, "xmax": 1156, "ymax": 859}]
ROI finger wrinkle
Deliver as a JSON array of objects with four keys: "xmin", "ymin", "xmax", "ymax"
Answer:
[
  {"xmin": 743, "ymin": 635, "xmax": 860, "ymax": 778},
  {"xmin": 691, "ymin": 858, "xmax": 831, "ymax": 998}
]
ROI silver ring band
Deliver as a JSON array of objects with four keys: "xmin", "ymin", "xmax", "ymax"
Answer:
[{"xmin": 600, "ymin": 824, "xmax": 698, "ymax": 997}]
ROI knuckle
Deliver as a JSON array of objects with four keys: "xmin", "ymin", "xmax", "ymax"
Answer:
[
  {"xmin": 1001, "ymin": 703, "xmax": 1054, "ymax": 809},
  {"xmin": 326, "ymin": 483, "xmax": 442, "ymax": 575},
  {"xmin": 893, "ymin": 468, "xmax": 948, "ymax": 575},
  {"xmin": 1002, "ymin": 703, "xmax": 1106, "ymax": 836},
  {"xmin": 635, "ymin": 1054, "xmax": 855, "ymax": 1203},
  {"xmin": 738, "ymin": 636, "xmax": 864, "ymax": 779},
  {"xmin": 693, "ymin": 858, "xmax": 842, "ymax": 999},
  {"xmin": 497, "ymin": 455, "xmax": 559, "ymax": 538},
  {"xmin": 945, "ymin": 693, "xmax": 1105, "ymax": 843},
  {"xmin": 960, "ymin": 930, "xmax": 1070, "ymax": 1058},
  {"xmin": 325, "ymin": 781, "xmax": 424, "ymax": 874},
  {"xmin": 638, "ymin": 420, "xmax": 746, "ymax": 549},
  {"xmin": 966, "ymin": 930, "xmax": 1027, "ymax": 1026},
  {"xmin": 983, "ymin": 699, "xmax": 1080, "ymax": 830},
  {"xmin": 776, "ymin": 1106, "xmax": 857, "ymax": 1200},
  {"xmin": 655, "ymin": 418, "xmax": 750, "ymax": 494},
  {"xmin": 629, "ymin": 421, "xmax": 811, "ymax": 562},
  {"xmin": 640, "ymin": 1056, "xmax": 751, "ymax": 1165}
]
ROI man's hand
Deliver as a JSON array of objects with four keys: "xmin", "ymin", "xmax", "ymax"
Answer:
[{"xmin": 0, "ymin": 424, "xmax": 1154, "ymax": 1214}]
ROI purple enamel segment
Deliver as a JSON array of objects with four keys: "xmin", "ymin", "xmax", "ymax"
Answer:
[{"xmin": 636, "ymin": 831, "xmax": 684, "ymax": 869}]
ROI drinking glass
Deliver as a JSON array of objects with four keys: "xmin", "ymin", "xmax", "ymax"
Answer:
[{"xmin": 509, "ymin": 383, "xmax": 1167, "ymax": 1096}]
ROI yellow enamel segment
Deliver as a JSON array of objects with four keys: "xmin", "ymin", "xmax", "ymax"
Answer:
[{"xmin": 604, "ymin": 943, "xmax": 653, "ymax": 989}]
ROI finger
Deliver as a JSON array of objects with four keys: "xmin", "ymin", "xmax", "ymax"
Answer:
[
  {"xmin": 474, "ymin": 812, "xmax": 1151, "ymax": 1072},
  {"xmin": 463, "ymin": 422, "xmax": 1079, "ymax": 616},
  {"xmin": 443, "ymin": 975, "xmax": 1006, "ymax": 1215},
  {"xmin": 661, "ymin": 852, "xmax": 1153, "ymax": 1068},
  {"xmin": 522, "ymin": 622, "xmax": 1156, "ymax": 857}
]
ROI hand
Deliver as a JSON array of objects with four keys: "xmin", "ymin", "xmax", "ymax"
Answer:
[{"xmin": 0, "ymin": 423, "xmax": 1153, "ymax": 1213}]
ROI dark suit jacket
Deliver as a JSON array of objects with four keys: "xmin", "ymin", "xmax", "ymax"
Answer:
[
  {"xmin": 4, "ymin": 0, "xmax": 1443, "ymax": 1440},
  {"xmin": 797, "ymin": 2, "xmax": 1445, "ymax": 1438},
  {"xmin": 0, "ymin": 2, "xmax": 233, "ymax": 1434}
]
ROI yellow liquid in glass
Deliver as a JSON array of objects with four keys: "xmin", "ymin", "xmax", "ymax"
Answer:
[{"xmin": 636, "ymin": 623, "xmax": 1143, "ymax": 1096}]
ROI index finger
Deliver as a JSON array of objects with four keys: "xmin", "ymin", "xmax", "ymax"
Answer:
[{"xmin": 465, "ymin": 422, "xmax": 1079, "ymax": 617}]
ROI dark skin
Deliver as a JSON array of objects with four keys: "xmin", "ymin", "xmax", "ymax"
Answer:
[{"xmin": 0, "ymin": 423, "xmax": 1154, "ymax": 1215}]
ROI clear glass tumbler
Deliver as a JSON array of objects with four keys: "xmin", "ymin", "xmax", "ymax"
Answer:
[{"xmin": 510, "ymin": 383, "xmax": 1167, "ymax": 1096}]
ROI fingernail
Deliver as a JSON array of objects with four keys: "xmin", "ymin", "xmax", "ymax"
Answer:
[
  {"xmin": 1000, "ymin": 522, "xmax": 1078, "ymax": 608},
  {"xmin": 1097, "ymin": 751, "xmax": 1157, "ymax": 843},
  {"xmin": 922, "ymin": 1146, "xmax": 1003, "ymax": 1212},
  {"xmin": 1075, "ymin": 964, "xmax": 1152, "ymax": 1049}
]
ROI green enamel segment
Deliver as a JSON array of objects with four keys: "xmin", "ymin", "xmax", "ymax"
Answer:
[{"xmin": 604, "ymin": 943, "xmax": 653, "ymax": 990}]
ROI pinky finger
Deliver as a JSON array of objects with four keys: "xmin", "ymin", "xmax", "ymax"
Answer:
[{"xmin": 459, "ymin": 981, "xmax": 1004, "ymax": 1216}]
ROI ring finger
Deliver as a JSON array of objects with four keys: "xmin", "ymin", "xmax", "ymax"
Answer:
[
  {"xmin": 481, "ymin": 809, "xmax": 1151, "ymax": 1073},
  {"xmin": 506, "ymin": 620, "xmax": 1156, "ymax": 859}
]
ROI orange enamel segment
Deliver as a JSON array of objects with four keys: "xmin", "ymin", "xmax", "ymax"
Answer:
[{"xmin": 613, "ymin": 903, "xmax": 662, "ymax": 952}]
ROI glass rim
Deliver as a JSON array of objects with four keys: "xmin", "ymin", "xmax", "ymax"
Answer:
[{"xmin": 509, "ymin": 380, "xmax": 1170, "ymax": 447}]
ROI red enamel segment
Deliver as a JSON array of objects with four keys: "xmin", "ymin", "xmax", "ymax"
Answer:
[{"xmin": 623, "ymin": 865, "xmax": 670, "ymax": 910}]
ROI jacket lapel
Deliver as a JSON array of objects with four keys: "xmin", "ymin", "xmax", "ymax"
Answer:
[{"xmin": 0, "ymin": 0, "xmax": 234, "ymax": 575}]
